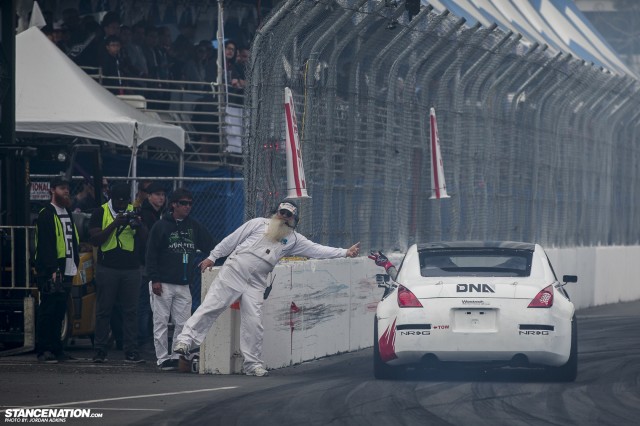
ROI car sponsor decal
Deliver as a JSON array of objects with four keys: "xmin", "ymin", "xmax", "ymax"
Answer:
[
  {"xmin": 399, "ymin": 330, "xmax": 430, "ymax": 336},
  {"xmin": 519, "ymin": 324, "xmax": 554, "ymax": 331},
  {"xmin": 432, "ymin": 325, "xmax": 449, "ymax": 330},
  {"xmin": 397, "ymin": 324, "xmax": 431, "ymax": 336},
  {"xmin": 519, "ymin": 330, "xmax": 550, "ymax": 335},
  {"xmin": 396, "ymin": 324, "xmax": 431, "ymax": 330},
  {"xmin": 379, "ymin": 318, "xmax": 398, "ymax": 362},
  {"xmin": 462, "ymin": 299, "xmax": 488, "ymax": 305},
  {"xmin": 456, "ymin": 283, "xmax": 495, "ymax": 293}
]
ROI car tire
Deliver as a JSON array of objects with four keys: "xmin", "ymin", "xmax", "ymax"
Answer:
[
  {"xmin": 373, "ymin": 316, "xmax": 400, "ymax": 380},
  {"xmin": 548, "ymin": 314, "xmax": 578, "ymax": 382}
]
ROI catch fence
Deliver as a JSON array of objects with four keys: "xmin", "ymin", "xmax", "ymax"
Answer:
[
  {"xmin": 244, "ymin": 0, "xmax": 640, "ymax": 252},
  {"xmin": 29, "ymin": 175, "xmax": 244, "ymax": 245}
]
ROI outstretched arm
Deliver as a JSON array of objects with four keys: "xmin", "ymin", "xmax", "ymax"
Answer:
[
  {"xmin": 368, "ymin": 250, "xmax": 398, "ymax": 280},
  {"xmin": 345, "ymin": 242, "xmax": 360, "ymax": 258}
]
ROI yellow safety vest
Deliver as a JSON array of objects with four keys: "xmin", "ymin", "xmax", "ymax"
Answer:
[
  {"xmin": 100, "ymin": 203, "xmax": 136, "ymax": 252},
  {"xmin": 36, "ymin": 207, "xmax": 79, "ymax": 261}
]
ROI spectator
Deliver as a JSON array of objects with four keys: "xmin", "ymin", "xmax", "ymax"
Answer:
[
  {"xmin": 119, "ymin": 25, "xmax": 147, "ymax": 79},
  {"xmin": 137, "ymin": 181, "xmax": 167, "ymax": 350},
  {"xmin": 71, "ymin": 181, "xmax": 98, "ymax": 213},
  {"xmin": 172, "ymin": 199, "xmax": 360, "ymax": 376},
  {"xmin": 88, "ymin": 183, "xmax": 148, "ymax": 364},
  {"xmin": 61, "ymin": 8, "xmax": 84, "ymax": 45},
  {"xmin": 183, "ymin": 41, "xmax": 215, "ymax": 90},
  {"xmin": 53, "ymin": 22, "xmax": 72, "ymax": 54},
  {"xmin": 101, "ymin": 11, "xmax": 121, "ymax": 39},
  {"xmin": 172, "ymin": 22, "xmax": 196, "ymax": 78},
  {"xmin": 146, "ymin": 188, "xmax": 214, "ymax": 371},
  {"xmin": 156, "ymin": 26, "xmax": 175, "ymax": 107},
  {"xmin": 142, "ymin": 25, "xmax": 170, "ymax": 109},
  {"xmin": 69, "ymin": 18, "xmax": 102, "ymax": 68},
  {"xmin": 34, "ymin": 176, "xmax": 80, "ymax": 363},
  {"xmin": 130, "ymin": 21, "xmax": 149, "ymax": 77},
  {"xmin": 223, "ymin": 40, "xmax": 245, "ymax": 104},
  {"xmin": 133, "ymin": 180, "xmax": 152, "ymax": 209},
  {"xmin": 101, "ymin": 178, "xmax": 110, "ymax": 202},
  {"xmin": 236, "ymin": 45, "xmax": 250, "ymax": 76},
  {"xmin": 100, "ymin": 35, "xmax": 136, "ymax": 95}
]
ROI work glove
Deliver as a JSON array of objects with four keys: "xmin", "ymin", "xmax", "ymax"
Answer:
[{"xmin": 368, "ymin": 250, "xmax": 394, "ymax": 271}]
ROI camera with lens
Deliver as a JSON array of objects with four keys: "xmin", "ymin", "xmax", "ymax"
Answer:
[{"xmin": 118, "ymin": 210, "xmax": 142, "ymax": 228}]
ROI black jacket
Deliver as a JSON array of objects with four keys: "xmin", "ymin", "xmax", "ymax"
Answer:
[
  {"xmin": 138, "ymin": 199, "xmax": 164, "ymax": 266},
  {"xmin": 145, "ymin": 213, "xmax": 214, "ymax": 285},
  {"xmin": 35, "ymin": 203, "xmax": 80, "ymax": 277},
  {"xmin": 139, "ymin": 198, "xmax": 163, "ymax": 230}
]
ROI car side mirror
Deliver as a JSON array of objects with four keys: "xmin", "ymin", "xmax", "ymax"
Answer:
[{"xmin": 562, "ymin": 275, "xmax": 578, "ymax": 283}]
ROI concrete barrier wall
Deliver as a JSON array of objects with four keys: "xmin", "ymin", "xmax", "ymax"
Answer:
[
  {"xmin": 545, "ymin": 246, "xmax": 640, "ymax": 307},
  {"xmin": 200, "ymin": 246, "xmax": 640, "ymax": 373}
]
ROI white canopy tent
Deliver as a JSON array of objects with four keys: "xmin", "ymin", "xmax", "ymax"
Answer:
[{"xmin": 15, "ymin": 27, "xmax": 185, "ymax": 179}]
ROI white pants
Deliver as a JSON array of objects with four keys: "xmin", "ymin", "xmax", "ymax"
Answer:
[
  {"xmin": 150, "ymin": 282, "xmax": 191, "ymax": 365},
  {"xmin": 177, "ymin": 255, "xmax": 269, "ymax": 373}
]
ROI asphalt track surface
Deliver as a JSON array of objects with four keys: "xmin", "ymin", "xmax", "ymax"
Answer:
[{"xmin": 1, "ymin": 300, "xmax": 639, "ymax": 426}]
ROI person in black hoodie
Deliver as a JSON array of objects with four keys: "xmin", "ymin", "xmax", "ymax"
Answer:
[
  {"xmin": 34, "ymin": 176, "xmax": 80, "ymax": 363},
  {"xmin": 137, "ymin": 181, "xmax": 166, "ymax": 350},
  {"xmin": 145, "ymin": 188, "xmax": 213, "ymax": 370}
]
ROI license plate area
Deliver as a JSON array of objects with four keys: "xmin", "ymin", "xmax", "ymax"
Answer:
[{"xmin": 452, "ymin": 308, "xmax": 497, "ymax": 333}]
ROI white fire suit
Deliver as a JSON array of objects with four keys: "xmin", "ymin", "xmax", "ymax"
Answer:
[{"xmin": 176, "ymin": 217, "xmax": 347, "ymax": 373}]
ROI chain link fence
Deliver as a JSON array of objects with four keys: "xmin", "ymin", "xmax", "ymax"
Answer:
[
  {"xmin": 243, "ymin": 0, "xmax": 640, "ymax": 252},
  {"xmin": 29, "ymin": 175, "xmax": 244, "ymax": 245}
]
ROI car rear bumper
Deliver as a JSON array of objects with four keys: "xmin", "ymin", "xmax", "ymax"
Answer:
[{"xmin": 378, "ymin": 298, "xmax": 573, "ymax": 367}]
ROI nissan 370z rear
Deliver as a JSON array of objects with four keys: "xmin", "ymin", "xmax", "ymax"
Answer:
[{"xmin": 373, "ymin": 241, "xmax": 578, "ymax": 381}]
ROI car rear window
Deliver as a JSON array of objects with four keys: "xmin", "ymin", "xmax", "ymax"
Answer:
[{"xmin": 418, "ymin": 248, "xmax": 533, "ymax": 277}]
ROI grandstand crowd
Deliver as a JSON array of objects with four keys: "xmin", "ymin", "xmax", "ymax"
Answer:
[{"xmin": 28, "ymin": 3, "xmax": 261, "ymax": 105}]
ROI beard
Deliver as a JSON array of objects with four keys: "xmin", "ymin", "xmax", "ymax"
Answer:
[
  {"xmin": 265, "ymin": 215, "xmax": 292, "ymax": 242},
  {"xmin": 53, "ymin": 192, "xmax": 71, "ymax": 209}
]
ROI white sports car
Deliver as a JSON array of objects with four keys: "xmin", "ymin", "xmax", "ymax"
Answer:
[{"xmin": 373, "ymin": 241, "xmax": 578, "ymax": 381}]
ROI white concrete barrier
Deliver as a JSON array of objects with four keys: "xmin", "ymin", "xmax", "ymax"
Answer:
[
  {"xmin": 199, "ymin": 247, "xmax": 639, "ymax": 374},
  {"xmin": 546, "ymin": 245, "xmax": 640, "ymax": 307}
]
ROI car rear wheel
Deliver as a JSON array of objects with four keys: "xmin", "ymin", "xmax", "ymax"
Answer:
[
  {"xmin": 547, "ymin": 314, "xmax": 578, "ymax": 382},
  {"xmin": 373, "ymin": 316, "xmax": 400, "ymax": 380}
]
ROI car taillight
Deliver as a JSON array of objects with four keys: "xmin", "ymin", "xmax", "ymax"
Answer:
[
  {"xmin": 528, "ymin": 285, "xmax": 554, "ymax": 308},
  {"xmin": 397, "ymin": 285, "xmax": 423, "ymax": 308}
]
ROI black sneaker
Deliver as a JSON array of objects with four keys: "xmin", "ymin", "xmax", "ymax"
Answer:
[
  {"xmin": 56, "ymin": 352, "xmax": 76, "ymax": 362},
  {"xmin": 159, "ymin": 359, "xmax": 179, "ymax": 371},
  {"xmin": 93, "ymin": 350, "xmax": 107, "ymax": 363},
  {"xmin": 37, "ymin": 351, "xmax": 58, "ymax": 364},
  {"xmin": 124, "ymin": 351, "xmax": 145, "ymax": 364}
]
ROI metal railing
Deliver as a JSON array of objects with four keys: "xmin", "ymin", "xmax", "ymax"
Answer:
[
  {"xmin": 82, "ymin": 66, "xmax": 245, "ymax": 169},
  {"xmin": 0, "ymin": 226, "xmax": 35, "ymax": 290}
]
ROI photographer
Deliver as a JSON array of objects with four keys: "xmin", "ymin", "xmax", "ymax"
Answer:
[{"xmin": 88, "ymin": 183, "xmax": 148, "ymax": 363}]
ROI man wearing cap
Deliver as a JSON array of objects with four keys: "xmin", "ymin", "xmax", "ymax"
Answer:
[
  {"xmin": 172, "ymin": 199, "xmax": 360, "ymax": 377},
  {"xmin": 137, "ymin": 181, "xmax": 166, "ymax": 350},
  {"xmin": 88, "ymin": 183, "xmax": 148, "ymax": 363},
  {"xmin": 34, "ymin": 176, "xmax": 80, "ymax": 363}
]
